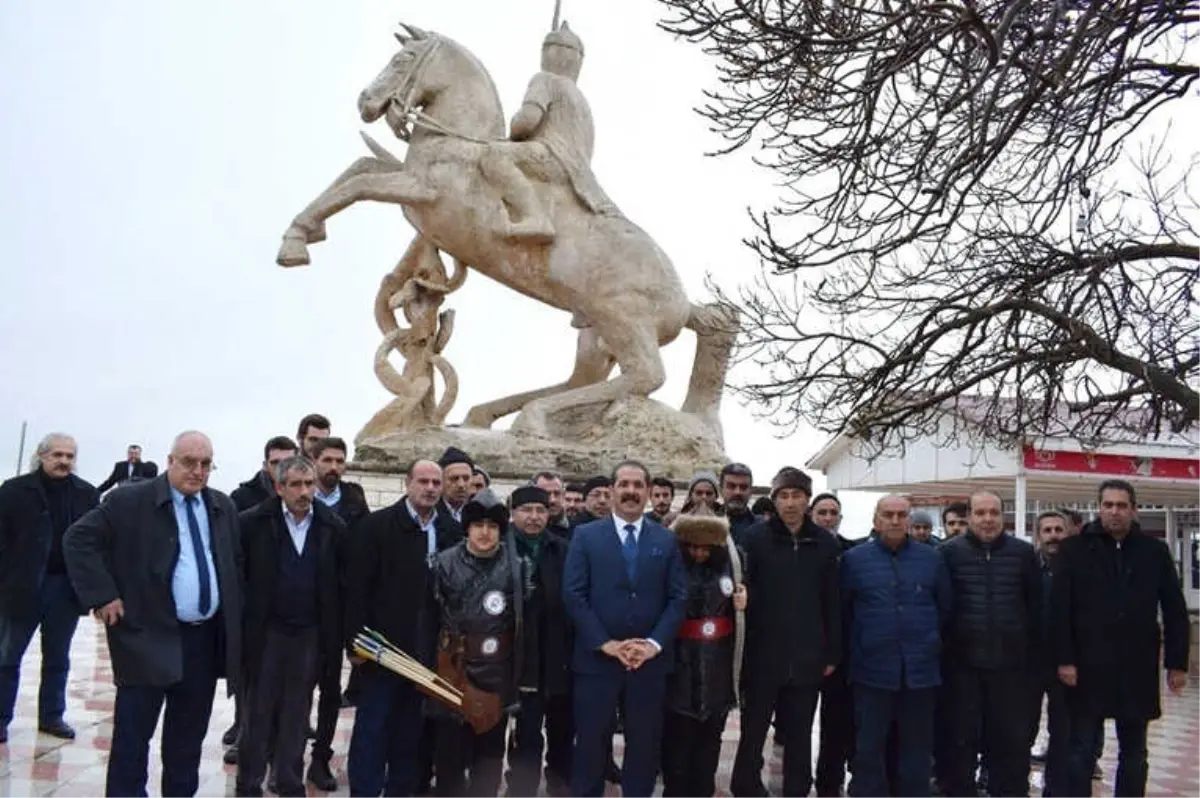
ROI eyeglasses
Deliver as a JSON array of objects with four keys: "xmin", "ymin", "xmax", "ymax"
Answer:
[{"xmin": 176, "ymin": 457, "xmax": 216, "ymax": 473}]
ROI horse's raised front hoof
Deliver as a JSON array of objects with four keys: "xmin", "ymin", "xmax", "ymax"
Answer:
[{"xmin": 277, "ymin": 231, "xmax": 311, "ymax": 268}]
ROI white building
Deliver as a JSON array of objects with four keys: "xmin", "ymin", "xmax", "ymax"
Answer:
[{"xmin": 805, "ymin": 416, "xmax": 1200, "ymax": 610}]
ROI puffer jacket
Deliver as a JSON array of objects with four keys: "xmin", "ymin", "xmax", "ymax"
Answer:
[
  {"xmin": 666, "ymin": 546, "xmax": 737, "ymax": 720},
  {"xmin": 841, "ymin": 535, "xmax": 953, "ymax": 691},
  {"xmin": 941, "ymin": 531, "xmax": 1041, "ymax": 670},
  {"xmin": 427, "ymin": 540, "xmax": 521, "ymax": 717}
]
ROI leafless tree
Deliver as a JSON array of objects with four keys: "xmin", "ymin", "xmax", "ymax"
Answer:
[{"xmin": 659, "ymin": 0, "xmax": 1199, "ymax": 452}]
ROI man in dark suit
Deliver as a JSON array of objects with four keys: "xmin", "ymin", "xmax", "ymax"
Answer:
[
  {"xmin": 97, "ymin": 444, "xmax": 158, "ymax": 493},
  {"xmin": 306, "ymin": 436, "xmax": 369, "ymax": 790},
  {"xmin": 0, "ymin": 433, "xmax": 99, "ymax": 743},
  {"xmin": 63, "ymin": 431, "xmax": 243, "ymax": 798},
  {"xmin": 563, "ymin": 459, "xmax": 688, "ymax": 797},
  {"xmin": 235, "ymin": 456, "xmax": 345, "ymax": 798},
  {"xmin": 344, "ymin": 459, "xmax": 461, "ymax": 797}
]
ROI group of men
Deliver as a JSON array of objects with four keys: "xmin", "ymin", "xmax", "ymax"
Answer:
[{"xmin": 0, "ymin": 419, "xmax": 1192, "ymax": 798}]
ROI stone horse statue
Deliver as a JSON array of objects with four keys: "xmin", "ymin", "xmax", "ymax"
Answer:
[{"xmin": 276, "ymin": 23, "xmax": 736, "ymax": 442}]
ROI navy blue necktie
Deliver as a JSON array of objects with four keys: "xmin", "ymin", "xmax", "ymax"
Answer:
[
  {"xmin": 184, "ymin": 495, "xmax": 213, "ymax": 617},
  {"xmin": 622, "ymin": 524, "xmax": 638, "ymax": 583}
]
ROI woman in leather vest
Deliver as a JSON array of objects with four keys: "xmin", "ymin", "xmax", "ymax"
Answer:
[
  {"xmin": 662, "ymin": 507, "xmax": 747, "ymax": 797},
  {"xmin": 426, "ymin": 488, "xmax": 521, "ymax": 797}
]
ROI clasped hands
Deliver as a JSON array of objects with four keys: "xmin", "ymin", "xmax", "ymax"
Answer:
[{"xmin": 601, "ymin": 638, "xmax": 659, "ymax": 671}]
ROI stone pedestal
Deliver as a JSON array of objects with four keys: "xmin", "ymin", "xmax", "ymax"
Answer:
[{"xmin": 353, "ymin": 396, "xmax": 727, "ymax": 482}]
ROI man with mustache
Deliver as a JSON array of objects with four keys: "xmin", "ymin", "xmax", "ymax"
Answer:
[
  {"xmin": 235, "ymin": 456, "xmax": 345, "ymax": 798},
  {"xmin": 719, "ymin": 463, "xmax": 756, "ymax": 545},
  {"xmin": 563, "ymin": 460, "xmax": 687, "ymax": 797},
  {"xmin": 0, "ymin": 433, "xmax": 99, "ymax": 743},
  {"xmin": 1027, "ymin": 511, "xmax": 1070, "ymax": 796}
]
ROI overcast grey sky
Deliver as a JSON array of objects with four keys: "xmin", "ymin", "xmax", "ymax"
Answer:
[{"xmin": 0, "ymin": 0, "xmax": 879, "ymax": 529}]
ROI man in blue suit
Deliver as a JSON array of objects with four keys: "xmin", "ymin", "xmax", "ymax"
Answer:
[{"xmin": 563, "ymin": 460, "xmax": 688, "ymax": 797}]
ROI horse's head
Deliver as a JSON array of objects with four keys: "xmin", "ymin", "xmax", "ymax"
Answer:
[{"xmin": 358, "ymin": 24, "xmax": 441, "ymax": 138}]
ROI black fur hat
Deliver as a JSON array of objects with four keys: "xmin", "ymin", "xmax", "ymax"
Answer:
[{"xmin": 461, "ymin": 488, "xmax": 509, "ymax": 529}]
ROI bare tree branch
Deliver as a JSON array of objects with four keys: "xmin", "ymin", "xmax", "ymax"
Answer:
[{"xmin": 662, "ymin": 0, "xmax": 1199, "ymax": 453}]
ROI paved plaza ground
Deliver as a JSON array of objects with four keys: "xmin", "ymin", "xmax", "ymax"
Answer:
[{"xmin": 1, "ymin": 622, "xmax": 1197, "ymax": 796}]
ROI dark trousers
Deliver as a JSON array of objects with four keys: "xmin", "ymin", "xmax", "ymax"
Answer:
[
  {"xmin": 416, "ymin": 717, "xmax": 436, "ymax": 793},
  {"xmin": 347, "ymin": 667, "xmax": 424, "ymax": 797},
  {"xmin": 434, "ymin": 716, "xmax": 507, "ymax": 797},
  {"xmin": 311, "ymin": 656, "xmax": 342, "ymax": 763},
  {"xmin": 731, "ymin": 679, "xmax": 820, "ymax": 797},
  {"xmin": 816, "ymin": 666, "xmax": 856, "ymax": 796},
  {"xmin": 236, "ymin": 626, "xmax": 320, "ymax": 797},
  {"xmin": 942, "ymin": 664, "xmax": 1031, "ymax": 797},
  {"xmin": 572, "ymin": 670, "xmax": 667, "ymax": 797},
  {"xmin": 849, "ymin": 684, "xmax": 935, "ymax": 798},
  {"xmin": 661, "ymin": 710, "xmax": 727, "ymax": 797},
  {"xmin": 507, "ymin": 691, "xmax": 574, "ymax": 794},
  {"xmin": 1065, "ymin": 713, "xmax": 1147, "ymax": 797},
  {"xmin": 105, "ymin": 620, "xmax": 220, "ymax": 798},
  {"xmin": 0, "ymin": 573, "xmax": 80, "ymax": 728},
  {"xmin": 1028, "ymin": 674, "xmax": 1072, "ymax": 797}
]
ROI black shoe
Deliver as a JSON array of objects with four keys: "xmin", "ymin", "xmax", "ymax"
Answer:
[
  {"xmin": 730, "ymin": 782, "xmax": 771, "ymax": 797},
  {"xmin": 223, "ymin": 744, "xmax": 239, "ymax": 765},
  {"xmin": 38, "ymin": 720, "xmax": 76, "ymax": 740},
  {"xmin": 604, "ymin": 760, "xmax": 621, "ymax": 784},
  {"xmin": 307, "ymin": 758, "xmax": 338, "ymax": 792},
  {"xmin": 222, "ymin": 722, "xmax": 239, "ymax": 746}
]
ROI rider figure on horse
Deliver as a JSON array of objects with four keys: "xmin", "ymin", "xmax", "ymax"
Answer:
[{"xmin": 480, "ymin": 20, "xmax": 620, "ymax": 244}]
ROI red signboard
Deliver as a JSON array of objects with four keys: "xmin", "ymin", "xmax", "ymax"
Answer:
[{"xmin": 1022, "ymin": 446, "xmax": 1199, "ymax": 481}]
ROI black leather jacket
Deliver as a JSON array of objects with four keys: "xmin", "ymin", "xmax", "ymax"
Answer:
[{"xmin": 428, "ymin": 540, "xmax": 521, "ymax": 713}]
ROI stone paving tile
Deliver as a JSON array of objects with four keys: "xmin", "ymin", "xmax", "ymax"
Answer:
[{"xmin": 0, "ymin": 623, "xmax": 1195, "ymax": 796}]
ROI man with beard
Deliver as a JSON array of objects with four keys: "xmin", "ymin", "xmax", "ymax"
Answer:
[
  {"xmin": 295, "ymin": 414, "xmax": 331, "ymax": 459},
  {"xmin": 563, "ymin": 483, "xmax": 585, "ymax": 518},
  {"xmin": 1053, "ymin": 480, "xmax": 1190, "ymax": 797},
  {"xmin": 235, "ymin": 457, "xmax": 344, "ymax": 798},
  {"xmin": 437, "ymin": 447, "xmax": 474, "ymax": 527},
  {"xmin": 940, "ymin": 491, "xmax": 1041, "ymax": 798},
  {"xmin": 730, "ymin": 467, "xmax": 841, "ymax": 798},
  {"xmin": 305, "ymin": 437, "xmax": 369, "ymax": 790},
  {"xmin": 532, "ymin": 471, "xmax": 571, "ymax": 536},
  {"xmin": 809, "ymin": 491, "xmax": 857, "ymax": 796},
  {"xmin": 1027, "ymin": 511, "xmax": 1070, "ymax": 796},
  {"xmin": 646, "ymin": 477, "xmax": 676, "ymax": 526},
  {"xmin": 564, "ymin": 461, "xmax": 687, "ymax": 797},
  {"xmin": 569, "ymin": 476, "xmax": 612, "ymax": 530},
  {"xmin": 344, "ymin": 459, "xmax": 460, "ymax": 797},
  {"xmin": 941, "ymin": 502, "xmax": 969, "ymax": 541},
  {"xmin": 0, "ymin": 433, "xmax": 99, "ymax": 743},
  {"xmin": 232, "ymin": 437, "xmax": 298, "ymax": 512},
  {"xmin": 719, "ymin": 463, "xmax": 756, "ymax": 545},
  {"xmin": 505, "ymin": 486, "xmax": 575, "ymax": 797}
]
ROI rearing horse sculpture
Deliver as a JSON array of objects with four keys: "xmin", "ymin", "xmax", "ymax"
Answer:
[{"xmin": 277, "ymin": 24, "xmax": 735, "ymax": 441}]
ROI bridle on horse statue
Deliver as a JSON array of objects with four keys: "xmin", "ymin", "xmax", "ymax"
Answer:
[{"xmin": 390, "ymin": 36, "xmax": 497, "ymax": 146}]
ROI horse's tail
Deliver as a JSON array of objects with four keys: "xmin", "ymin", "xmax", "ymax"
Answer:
[{"xmin": 681, "ymin": 301, "xmax": 740, "ymax": 448}]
